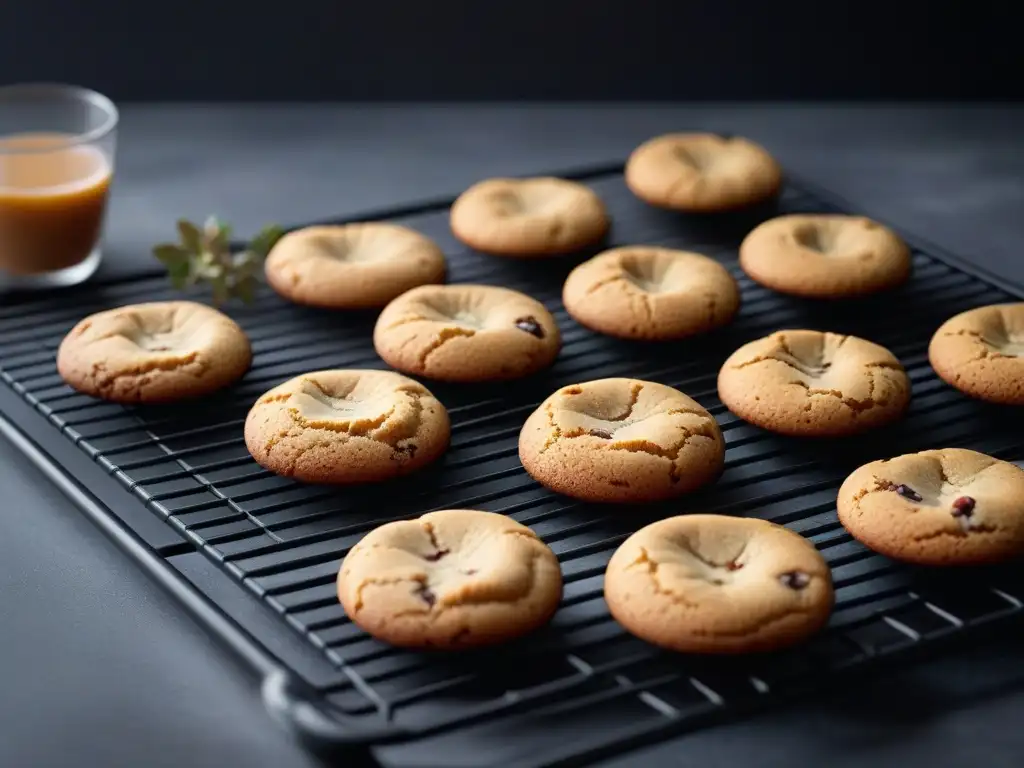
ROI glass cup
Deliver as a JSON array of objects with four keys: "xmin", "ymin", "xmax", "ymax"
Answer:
[{"xmin": 0, "ymin": 83, "xmax": 118, "ymax": 290}]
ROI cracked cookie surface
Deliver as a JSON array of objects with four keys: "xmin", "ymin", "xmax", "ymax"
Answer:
[
  {"xmin": 928, "ymin": 303, "xmax": 1024, "ymax": 405},
  {"xmin": 518, "ymin": 378, "xmax": 725, "ymax": 503},
  {"xmin": 717, "ymin": 330, "xmax": 911, "ymax": 437},
  {"xmin": 264, "ymin": 222, "xmax": 446, "ymax": 309},
  {"xmin": 562, "ymin": 246, "xmax": 741, "ymax": 340},
  {"xmin": 56, "ymin": 300, "xmax": 251, "ymax": 404},
  {"xmin": 739, "ymin": 214, "xmax": 911, "ymax": 298},
  {"xmin": 373, "ymin": 284, "xmax": 561, "ymax": 382},
  {"xmin": 625, "ymin": 132, "xmax": 782, "ymax": 212},
  {"xmin": 449, "ymin": 176, "xmax": 609, "ymax": 257},
  {"xmin": 244, "ymin": 369, "xmax": 450, "ymax": 484},
  {"xmin": 838, "ymin": 448, "xmax": 1024, "ymax": 565},
  {"xmin": 337, "ymin": 509, "xmax": 563, "ymax": 648},
  {"xmin": 605, "ymin": 514, "xmax": 833, "ymax": 653}
]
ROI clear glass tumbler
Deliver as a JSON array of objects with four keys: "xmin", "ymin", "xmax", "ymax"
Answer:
[{"xmin": 0, "ymin": 83, "xmax": 118, "ymax": 290}]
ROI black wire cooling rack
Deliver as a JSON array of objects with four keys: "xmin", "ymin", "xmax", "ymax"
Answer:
[{"xmin": 1, "ymin": 163, "xmax": 1023, "ymax": 768}]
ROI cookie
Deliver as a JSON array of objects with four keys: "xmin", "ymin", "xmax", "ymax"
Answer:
[
  {"xmin": 244, "ymin": 369, "xmax": 449, "ymax": 484},
  {"xmin": 625, "ymin": 132, "xmax": 782, "ymax": 212},
  {"xmin": 449, "ymin": 177, "xmax": 609, "ymax": 257},
  {"xmin": 264, "ymin": 223, "xmax": 446, "ymax": 310},
  {"xmin": 56, "ymin": 300, "xmax": 251, "ymax": 404},
  {"xmin": 717, "ymin": 330, "xmax": 911, "ymax": 437},
  {"xmin": 337, "ymin": 509, "xmax": 563, "ymax": 649},
  {"xmin": 519, "ymin": 378, "xmax": 725, "ymax": 503},
  {"xmin": 739, "ymin": 214, "xmax": 911, "ymax": 298},
  {"xmin": 562, "ymin": 246, "xmax": 741, "ymax": 340},
  {"xmin": 605, "ymin": 514, "xmax": 833, "ymax": 654},
  {"xmin": 928, "ymin": 303, "xmax": 1024, "ymax": 405},
  {"xmin": 837, "ymin": 448, "xmax": 1024, "ymax": 565},
  {"xmin": 373, "ymin": 284, "xmax": 561, "ymax": 382}
]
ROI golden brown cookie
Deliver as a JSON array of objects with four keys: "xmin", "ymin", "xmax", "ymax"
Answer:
[
  {"xmin": 605, "ymin": 515, "xmax": 833, "ymax": 654},
  {"xmin": 625, "ymin": 132, "xmax": 782, "ymax": 212},
  {"xmin": 449, "ymin": 177, "xmax": 609, "ymax": 257},
  {"xmin": 373, "ymin": 284, "xmax": 561, "ymax": 382},
  {"xmin": 838, "ymin": 449, "xmax": 1024, "ymax": 565},
  {"xmin": 519, "ymin": 378, "xmax": 725, "ymax": 503},
  {"xmin": 562, "ymin": 246, "xmax": 740, "ymax": 340},
  {"xmin": 56, "ymin": 300, "xmax": 251, "ymax": 404},
  {"xmin": 717, "ymin": 330, "xmax": 911, "ymax": 437},
  {"xmin": 264, "ymin": 223, "xmax": 446, "ymax": 310},
  {"xmin": 928, "ymin": 303, "xmax": 1024, "ymax": 405},
  {"xmin": 337, "ymin": 509, "xmax": 563, "ymax": 649},
  {"xmin": 244, "ymin": 369, "xmax": 449, "ymax": 484},
  {"xmin": 739, "ymin": 214, "xmax": 911, "ymax": 298}
]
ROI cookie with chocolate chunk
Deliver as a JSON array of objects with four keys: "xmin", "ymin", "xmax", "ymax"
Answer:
[
  {"xmin": 337, "ymin": 509, "xmax": 563, "ymax": 648},
  {"xmin": 838, "ymin": 448, "xmax": 1024, "ymax": 565},
  {"xmin": 373, "ymin": 284, "xmax": 560, "ymax": 382},
  {"xmin": 605, "ymin": 514, "xmax": 834, "ymax": 653}
]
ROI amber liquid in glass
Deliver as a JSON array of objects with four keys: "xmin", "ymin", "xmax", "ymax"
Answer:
[{"xmin": 0, "ymin": 132, "xmax": 111, "ymax": 276}]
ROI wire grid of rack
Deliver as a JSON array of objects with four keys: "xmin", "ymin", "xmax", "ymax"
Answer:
[{"xmin": 2, "ymin": 166, "xmax": 1024, "ymax": 767}]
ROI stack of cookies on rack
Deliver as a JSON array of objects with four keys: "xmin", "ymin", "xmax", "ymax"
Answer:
[{"xmin": 54, "ymin": 129, "xmax": 1024, "ymax": 655}]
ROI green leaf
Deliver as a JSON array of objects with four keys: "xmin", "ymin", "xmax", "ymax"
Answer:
[
  {"xmin": 209, "ymin": 272, "xmax": 230, "ymax": 306},
  {"xmin": 156, "ymin": 214, "xmax": 282, "ymax": 306},
  {"xmin": 249, "ymin": 224, "xmax": 284, "ymax": 258},
  {"xmin": 153, "ymin": 244, "xmax": 189, "ymax": 266},
  {"xmin": 176, "ymin": 220, "xmax": 203, "ymax": 253},
  {"xmin": 232, "ymin": 250, "xmax": 260, "ymax": 275},
  {"xmin": 166, "ymin": 258, "xmax": 191, "ymax": 282}
]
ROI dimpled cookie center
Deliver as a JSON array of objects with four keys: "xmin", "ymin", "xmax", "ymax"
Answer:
[
  {"xmin": 559, "ymin": 383, "xmax": 645, "ymax": 436},
  {"xmin": 121, "ymin": 308, "xmax": 204, "ymax": 354},
  {"xmin": 313, "ymin": 233, "xmax": 381, "ymax": 263},
  {"xmin": 291, "ymin": 379, "xmax": 393, "ymax": 424},
  {"xmin": 985, "ymin": 331, "xmax": 1024, "ymax": 357},
  {"xmin": 553, "ymin": 381, "xmax": 708, "ymax": 446},
  {"xmin": 793, "ymin": 221, "xmax": 876, "ymax": 259},
  {"xmin": 413, "ymin": 293, "xmax": 494, "ymax": 331},
  {"xmin": 773, "ymin": 342, "xmax": 833, "ymax": 378},
  {"xmin": 490, "ymin": 185, "xmax": 570, "ymax": 218},
  {"xmin": 672, "ymin": 144, "xmax": 714, "ymax": 172},
  {"xmin": 793, "ymin": 223, "xmax": 839, "ymax": 254},
  {"xmin": 619, "ymin": 253, "xmax": 674, "ymax": 293},
  {"xmin": 672, "ymin": 536, "xmax": 747, "ymax": 585}
]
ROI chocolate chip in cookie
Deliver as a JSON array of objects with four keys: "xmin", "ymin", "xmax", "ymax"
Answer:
[
  {"xmin": 373, "ymin": 284, "xmax": 561, "ymax": 382},
  {"xmin": 838, "ymin": 448, "xmax": 1024, "ymax": 565},
  {"xmin": 337, "ymin": 509, "xmax": 563, "ymax": 649},
  {"xmin": 604, "ymin": 514, "xmax": 833, "ymax": 654}
]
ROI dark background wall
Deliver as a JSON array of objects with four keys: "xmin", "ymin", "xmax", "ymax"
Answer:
[{"xmin": 0, "ymin": 1, "xmax": 1018, "ymax": 102}]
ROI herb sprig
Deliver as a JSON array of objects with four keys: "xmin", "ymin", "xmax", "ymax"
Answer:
[{"xmin": 153, "ymin": 217, "xmax": 284, "ymax": 305}]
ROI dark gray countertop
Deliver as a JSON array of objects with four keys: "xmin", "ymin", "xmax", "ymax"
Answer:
[{"xmin": 2, "ymin": 103, "xmax": 1024, "ymax": 768}]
